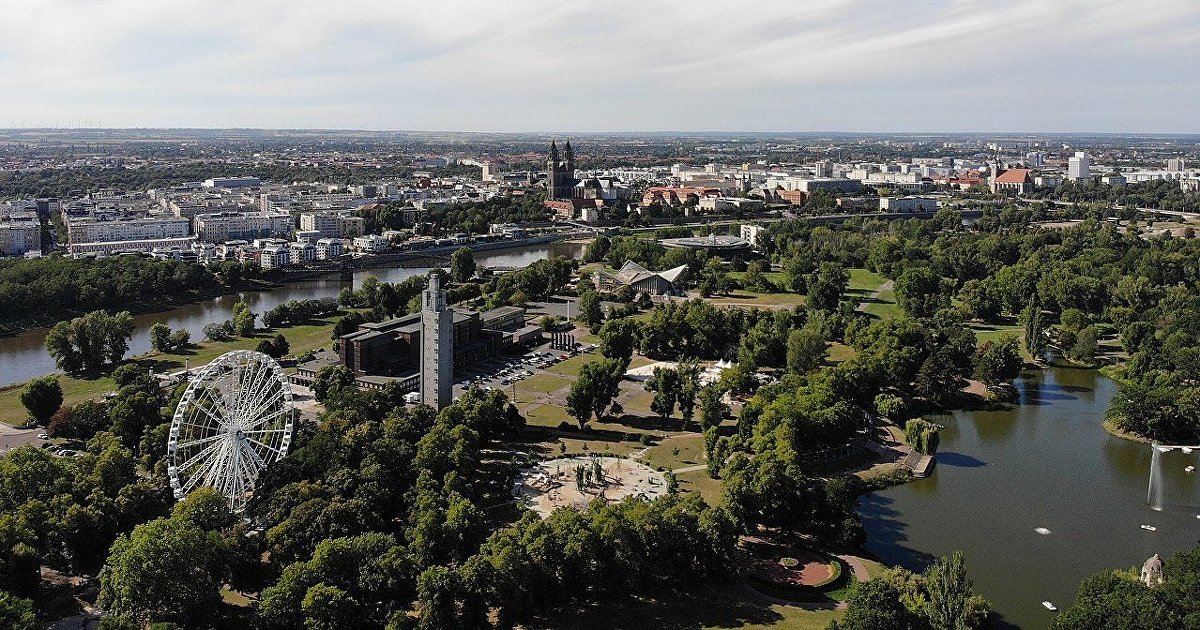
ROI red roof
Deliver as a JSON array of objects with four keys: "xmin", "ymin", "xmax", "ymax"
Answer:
[{"xmin": 995, "ymin": 169, "xmax": 1033, "ymax": 184}]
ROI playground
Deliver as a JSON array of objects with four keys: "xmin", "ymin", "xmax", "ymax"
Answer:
[{"xmin": 513, "ymin": 455, "xmax": 668, "ymax": 517}]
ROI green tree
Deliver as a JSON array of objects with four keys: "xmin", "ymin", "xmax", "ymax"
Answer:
[
  {"xmin": 312, "ymin": 365, "xmax": 355, "ymax": 402},
  {"xmin": 0, "ymin": 591, "xmax": 38, "ymax": 630},
  {"xmin": 598, "ymin": 318, "xmax": 640, "ymax": 362},
  {"xmin": 44, "ymin": 310, "xmax": 135, "ymax": 373},
  {"xmin": 149, "ymin": 322, "xmax": 173, "ymax": 353},
  {"xmin": 232, "ymin": 300, "xmax": 257, "ymax": 337},
  {"xmin": 895, "ymin": 267, "xmax": 950, "ymax": 319},
  {"xmin": 565, "ymin": 359, "xmax": 625, "ymax": 428},
  {"xmin": 697, "ymin": 383, "xmax": 728, "ymax": 430},
  {"xmin": 924, "ymin": 551, "xmax": 989, "ymax": 630},
  {"xmin": 20, "ymin": 375, "xmax": 62, "ymax": 425},
  {"xmin": 1021, "ymin": 295, "xmax": 1046, "ymax": 359},
  {"xmin": 786, "ymin": 327, "xmax": 828, "ymax": 373},
  {"xmin": 577, "ymin": 290, "xmax": 603, "ymax": 328},
  {"xmin": 450, "ymin": 247, "xmax": 477, "ymax": 283},
  {"xmin": 973, "ymin": 336, "xmax": 1024, "ymax": 386},
  {"xmin": 646, "ymin": 367, "xmax": 679, "ymax": 422},
  {"xmin": 172, "ymin": 487, "xmax": 236, "ymax": 531},
  {"xmin": 97, "ymin": 517, "xmax": 224, "ymax": 626},
  {"xmin": 806, "ymin": 262, "xmax": 849, "ymax": 311}
]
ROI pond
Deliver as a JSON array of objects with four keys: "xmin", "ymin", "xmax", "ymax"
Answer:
[{"xmin": 859, "ymin": 366, "xmax": 1200, "ymax": 629}]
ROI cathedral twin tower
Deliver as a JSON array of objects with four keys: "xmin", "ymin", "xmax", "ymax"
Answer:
[{"xmin": 546, "ymin": 139, "xmax": 576, "ymax": 201}]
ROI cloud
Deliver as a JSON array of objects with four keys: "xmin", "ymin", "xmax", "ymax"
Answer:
[{"xmin": 0, "ymin": 0, "xmax": 1197, "ymax": 132}]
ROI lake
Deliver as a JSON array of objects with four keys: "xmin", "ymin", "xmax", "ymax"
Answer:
[
  {"xmin": 859, "ymin": 366, "xmax": 1200, "ymax": 629},
  {"xmin": 0, "ymin": 241, "xmax": 584, "ymax": 388}
]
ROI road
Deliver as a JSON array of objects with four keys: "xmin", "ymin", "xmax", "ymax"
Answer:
[{"xmin": 0, "ymin": 423, "xmax": 46, "ymax": 454}]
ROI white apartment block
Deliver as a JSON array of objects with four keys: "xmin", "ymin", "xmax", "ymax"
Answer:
[
  {"xmin": 288, "ymin": 241, "xmax": 316, "ymax": 263},
  {"xmin": 0, "ymin": 219, "xmax": 41, "ymax": 256},
  {"xmin": 194, "ymin": 211, "xmax": 293, "ymax": 243},
  {"xmin": 316, "ymin": 238, "xmax": 344, "ymax": 259},
  {"xmin": 67, "ymin": 216, "xmax": 191, "ymax": 248},
  {"xmin": 352, "ymin": 234, "xmax": 390, "ymax": 253},
  {"xmin": 260, "ymin": 244, "xmax": 291, "ymax": 270},
  {"xmin": 880, "ymin": 196, "xmax": 939, "ymax": 213},
  {"xmin": 298, "ymin": 211, "xmax": 365, "ymax": 239},
  {"xmin": 1068, "ymin": 152, "xmax": 1090, "ymax": 181}
]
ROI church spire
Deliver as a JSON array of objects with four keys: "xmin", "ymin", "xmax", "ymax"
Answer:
[
  {"xmin": 564, "ymin": 139, "xmax": 574, "ymax": 161},
  {"xmin": 549, "ymin": 139, "xmax": 559, "ymax": 162}
]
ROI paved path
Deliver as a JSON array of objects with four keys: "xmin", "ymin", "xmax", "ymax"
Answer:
[
  {"xmin": 836, "ymin": 554, "xmax": 872, "ymax": 582},
  {"xmin": 672, "ymin": 463, "xmax": 707, "ymax": 474},
  {"xmin": 856, "ymin": 279, "xmax": 893, "ymax": 312}
]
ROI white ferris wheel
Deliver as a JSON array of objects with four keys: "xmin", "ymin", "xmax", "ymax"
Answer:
[{"xmin": 167, "ymin": 350, "xmax": 294, "ymax": 512}]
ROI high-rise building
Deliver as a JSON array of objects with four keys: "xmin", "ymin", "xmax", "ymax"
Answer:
[
  {"xmin": 1068, "ymin": 151, "xmax": 1090, "ymax": 181},
  {"xmin": 420, "ymin": 272, "xmax": 453, "ymax": 410},
  {"xmin": 1167, "ymin": 158, "xmax": 1186, "ymax": 172}
]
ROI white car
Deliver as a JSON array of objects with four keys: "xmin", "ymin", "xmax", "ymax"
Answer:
[
  {"xmin": 403, "ymin": 392, "xmax": 421, "ymax": 404},
  {"xmin": 37, "ymin": 433, "xmax": 49, "ymax": 440}
]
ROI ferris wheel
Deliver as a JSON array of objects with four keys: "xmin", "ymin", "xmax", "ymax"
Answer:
[{"xmin": 167, "ymin": 350, "xmax": 294, "ymax": 512}]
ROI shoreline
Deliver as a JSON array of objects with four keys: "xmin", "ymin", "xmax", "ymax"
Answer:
[{"xmin": 0, "ymin": 233, "xmax": 591, "ymax": 339}]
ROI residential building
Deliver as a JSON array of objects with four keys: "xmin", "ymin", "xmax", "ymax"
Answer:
[
  {"xmin": 194, "ymin": 211, "xmax": 293, "ymax": 243},
  {"xmin": 260, "ymin": 243, "xmax": 291, "ymax": 270},
  {"xmin": 352, "ymin": 235, "xmax": 390, "ymax": 253},
  {"xmin": 66, "ymin": 215, "xmax": 192, "ymax": 253},
  {"xmin": 1068, "ymin": 152, "xmax": 1091, "ymax": 181},
  {"xmin": 289, "ymin": 241, "xmax": 316, "ymax": 263},
  {"xmin": 1167, "ymin": 158, "xmax": 1186, "ymax": 172},
  {"xmin": 0, "ymin": 217, "xmax": 41, "ymax": 256},
  {"xmin": 299, "ymin": 211, "xmax": 365, "ymax": 239},
  {"xmin": 740, "ymin": 224, "xmax": 765, "ymax": 248},
  {"xmin": 879, "ymin": 196, "xmax": 940, "ymax": 212},
  {"xmin": 316, "ymin": 238, "xmax": 344, "ymax": 259}
]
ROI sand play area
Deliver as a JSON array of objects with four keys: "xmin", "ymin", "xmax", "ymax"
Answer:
[{"xmin": 513, "ymin": 455, "xmax": 669, "ymax": 517}]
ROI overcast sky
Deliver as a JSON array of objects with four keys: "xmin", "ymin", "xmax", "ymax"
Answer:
[{"xmin": 1, "ymin": 0, "xmax": 1197, "ymax": 133}]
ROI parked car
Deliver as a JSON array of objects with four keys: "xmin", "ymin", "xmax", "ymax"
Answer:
[{"xmin": 37, "ymin": 433, "xmax": 49, "ymax": 440}]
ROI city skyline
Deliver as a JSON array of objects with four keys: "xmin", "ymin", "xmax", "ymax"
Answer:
[{"xmin": 2, "ymin": 0, "xmax": 1198, "ymax": 133}]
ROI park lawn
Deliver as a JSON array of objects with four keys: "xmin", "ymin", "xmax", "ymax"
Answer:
[
  {"xmin": 705, "ymin": 291, "xmax": 807, "ymax": 309},
  {"xmin": 827, "ymin": 342, "xmax": 857, "ymax": 363},
  {"xmin": 524, "ymin": 582, "xmax": 842, "ymax": 630},
  {"xmin": 847, "ymin": 267, "xmax": 888, "ymax": 292},
  {"xmin": 516, "ymin": 373, "xmax": 573, "ymax": 397},
  {"xmin": 728, "ymin": 270, "xmax": 788, "ymax": 286},
  {"xmin": 642, "ymin": 433, "xmax": 707, "ymax": 470},
  {"xmin": 522, "ymin": 403, "xmax": 574, "ymax": 429},
  {"xmin": 676, "ymin": 469, "xmax": 724, "ymax": 505},
  {"xmin": 622, "ymin": 390, "xmax": 657, "ymax": 416},
  {"xmin": 547, "ymin": 353, "xmax": 594, "ymax": 377},
  {"xmin": 863, "ymin": 290, "xmax": 902, "ymax": 319},
  {"xmin": 0, "ymin": 317, "xmax": 340, "ymax": 427},
  {"xmin": 970, "ymin": 322, "xmax": 1033, "ymax": 360}
]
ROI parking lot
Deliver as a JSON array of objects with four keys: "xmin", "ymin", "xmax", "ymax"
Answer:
[{"xmin": 451, "ymin": 339, "xmax": 598, "ymax": 399}]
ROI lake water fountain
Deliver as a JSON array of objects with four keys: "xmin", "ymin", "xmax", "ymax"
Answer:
[{"xmin": 1148, "ymin": 441, "xmax": 1164, "ymax": 510}]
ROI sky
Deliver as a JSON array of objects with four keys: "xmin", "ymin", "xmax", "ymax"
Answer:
[{"xmin": 1, "ymin": 0, "xmax": 1198, "ymax": 133}]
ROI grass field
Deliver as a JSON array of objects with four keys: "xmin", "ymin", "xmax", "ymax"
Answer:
[
  {"xmin": 705, "ymin": 291, "xmax": 807, "ymax": 309},
  {"xmin": 863, "ymin": 290, "xmax": 901, "ymax": 319},
  {"xmin": 642, "ymin": 433, "xmax": 707, "ymax": 470},
  {"xmin": 0, "ymin": 316, "xmax": 341, "ymax": 427},
  {"xmin": 524, "ymin": 583, "xmax": 844, "ymax": 630},
  {"xmin": 847, "ymin": 268, "xmax": 888, "ymax": 292}
]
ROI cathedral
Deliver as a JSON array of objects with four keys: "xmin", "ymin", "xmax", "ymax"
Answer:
[{"xmin": 546, "ymin": 140, "xmax": 577, "ymax": 200}]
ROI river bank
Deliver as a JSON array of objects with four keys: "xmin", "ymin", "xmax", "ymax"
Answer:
[{"xmin": 0, "ymin": 240, "xmax": 587, "ymax": 390}]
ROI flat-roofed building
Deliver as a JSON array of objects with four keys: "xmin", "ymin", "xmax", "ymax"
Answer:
[{"xmin": 194, "ymin": 211, "xmax": 293, "ymax": 243}]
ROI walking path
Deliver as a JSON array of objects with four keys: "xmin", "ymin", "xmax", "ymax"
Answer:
[{"xmin": 856, "ymin": 279, "xmax": 893, "ymax": 312}]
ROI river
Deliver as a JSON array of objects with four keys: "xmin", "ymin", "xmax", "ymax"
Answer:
[
  {"xmin": 859, "ymin": 366, "xmax": 1200, "ymax": 629},
  {"xmin": 0, "ymin": 241, "xmax": 584, "ymax": 388}
]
